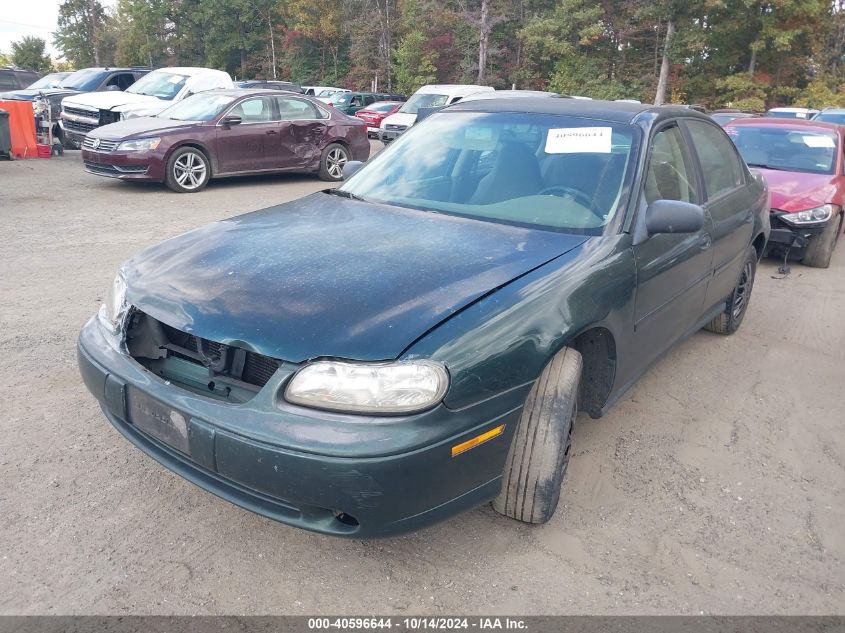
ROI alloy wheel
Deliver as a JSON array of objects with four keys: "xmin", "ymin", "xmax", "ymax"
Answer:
[
  {"xmin": 173, "ymin": 151, "xmax": 207, "ymax": 190},
  {"xmin": 326, "ymin": 147, "xmax": 348, "ymax": 179}
]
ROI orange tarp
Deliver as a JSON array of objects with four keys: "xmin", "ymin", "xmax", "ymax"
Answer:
[{"xmin": 0, "ymin": 100, "xmax": 37, "ymax": 159}]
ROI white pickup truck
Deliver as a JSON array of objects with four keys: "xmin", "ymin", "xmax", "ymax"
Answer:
[{"xmin": 60, "ymin": 67, "xmax": 233, "ymax": 146}]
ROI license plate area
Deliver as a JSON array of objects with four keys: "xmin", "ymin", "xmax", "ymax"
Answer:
[{"xmin": 126, "ymin": 386, "xmax": 191, "ymax": 455}]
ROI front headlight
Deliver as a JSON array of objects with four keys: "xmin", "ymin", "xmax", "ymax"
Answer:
[
  {"xmin": 117, "ymin": 137, "xmax": 161, "ymax": 152},
  {"xmin": 780, "ymin": 204, "xmax": 835, "ymax": 226},
  {"xmin": 97, "ymin": 270, "xmax": 129, "ymax": 334},
  {"xmin": 284, "ymin": 360, "xmax": 449, "ymax": 415}
]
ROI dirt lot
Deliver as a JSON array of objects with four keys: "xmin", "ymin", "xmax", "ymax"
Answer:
[{"xmin": 0, "ymin": 150, "xmax": 843, "ymax": 615}]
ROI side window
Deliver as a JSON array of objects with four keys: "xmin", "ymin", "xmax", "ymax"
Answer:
[
  {"xmin": 105, "ymin": 74, "xmax": 122, "ymax": 88},
  {"xmin": 274, "ymin": 97, "xmax": 319, "ymax": 120},
  {"xmin": 229, "ymin": 97, "xmax": 272, "ymax": 122},
  {"xmin": 116, "ymin": 73, "xmax": 136, "ymax": 90},
  {"xmin": 644, "ymin": 125, "xmax": 697, "ymax": 204},
  {"xmin": 364, "ymin": 95, "xmax": 375, "ymax": 106},
  {"xmin": 0, "ymin": 72, "xmax": 16, "ymax": 89},
  {"xmin": 685, "ymin": 120, "xmax": 743, "ymax": 198},
  {"xmin": 350, "ymin": 95, "xmax": 363, "ymax": 107}
]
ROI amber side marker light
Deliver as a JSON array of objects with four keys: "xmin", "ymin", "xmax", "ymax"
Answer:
[{"xmin": 451, "ymin": 424, "xmax": 506, "ymax": 457}]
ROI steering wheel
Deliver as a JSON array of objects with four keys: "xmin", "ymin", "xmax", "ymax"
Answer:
[{"xmin": 539, "ymin": 186, "xmax": 604, "ymax": 220}]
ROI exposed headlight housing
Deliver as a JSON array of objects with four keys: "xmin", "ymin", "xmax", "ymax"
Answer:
[
  {"xmin": 780, "ymin": 204, "xmax": 836, "ymax": 226},
  {"xmin": 117, "ymin": 137, "xmax": 161, "ymax": 152},
  {"xmin": 97, "ymin": 270, "xmax": 129, "ymax": 334},
  {"xmin": 284, "ymin": 360, "xmax": 449, "ymax": 415}
]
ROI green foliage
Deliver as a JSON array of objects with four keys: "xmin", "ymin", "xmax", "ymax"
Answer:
[
  {"xmin": 54, "ymin": 0, "xmax": 116, "ymax": 67},
  {"xmin": 714, "ymin": 73, "xmax": 768, "ymax": 111},
  {"xmin": 11, "ymin": 36, "xmax": 52, "ymax": 73},
  {"xmin": 793, "ymin": 77, "xmax": 845, "ymax": 109},
  {"xmin": 393, "ymin": 31, "xmax": 437, "ymax": 94}
]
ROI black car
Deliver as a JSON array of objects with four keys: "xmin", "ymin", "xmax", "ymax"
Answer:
[
  {"xmin": 78, "ymin": 99, "xmax": 770, "ymax": 537},
  {"xmin": 235, "ymin": 80, "xmax": 302, "ymax": 93},
  {"xmin": 0, "ymin": 67, "xmax": 150, "ymax": 148},
  {"xmin": 0, "ymin": 67, "xmax": 40, "ymax": 91}
]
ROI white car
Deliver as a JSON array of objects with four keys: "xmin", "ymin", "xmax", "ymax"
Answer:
[
  {"xmin": 378, "ymin": 84, "xmax": 494, "ymax": 144},
  {"xmin": 60, "ymin": 67, "xmax": 233, "ymax": 146},
  {"xmin": 303, "ymin": 86, "xmax": 350, "ymax": 103},
  {"xmin": 764, "ymin": 107, "xmax": 820, "ymax": 120}
]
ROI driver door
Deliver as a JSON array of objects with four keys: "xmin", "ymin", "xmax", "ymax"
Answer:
[
  {"xmin": 216, "ymin": 97, "xmax": 279, "ymax": 174},
  {"xmin": 274, "ymin": 96, "xmax": 330, "ymax": 170},
  {"xmin": 631, "ymin": 123, "xmax": 714, "ymax": 372}
]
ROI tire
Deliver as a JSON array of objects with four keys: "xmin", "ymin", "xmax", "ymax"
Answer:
[
  {"xmin": 318, "ymin": 143, "xmax": 349, "ymax": 181},
  {"xmin": 165, "ymin": 147, "xmax": 211, "ymax": 193},
  {"xmin": 492, "ymin": 347, "xmax": 582, "ymax": 524},
  {"xmin": 705, "ymin": 246, "xmax": 757, "ymax": 335},
  {"xmin": 802, "ymin": 213, "xmax": 842, "ymax": 269}
]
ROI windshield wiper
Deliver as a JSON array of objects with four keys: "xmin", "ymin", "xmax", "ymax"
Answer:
[{"xmin": 324, "ymin": 188, "xmax": 365, "ymax": 201}]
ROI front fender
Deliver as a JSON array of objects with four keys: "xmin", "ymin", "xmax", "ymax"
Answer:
[{"xmin": 403, "ymin": 235, "xmax": 637, "ymax": 411}]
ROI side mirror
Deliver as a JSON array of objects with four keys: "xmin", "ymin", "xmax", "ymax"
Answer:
[
  {"xmin": 342, "ymin": 160, "xmax": 364, "ymax": 180},
  {"xmin": 219, "ymin": 115, "xmax": 242, "ymax": 126},
  {"xmin": 645, "ymin": 199, "xmax": 705, "ymax": 235}
]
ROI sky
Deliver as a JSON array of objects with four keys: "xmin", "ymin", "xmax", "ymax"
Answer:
[{"xmin": 0, "ymin": 0, "xmax": 116, "ymax": 61}]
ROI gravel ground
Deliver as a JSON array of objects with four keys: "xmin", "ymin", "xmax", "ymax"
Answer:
[{"xmin": 0, "ymin": 150, "xmax": 843, "ymax": 615}]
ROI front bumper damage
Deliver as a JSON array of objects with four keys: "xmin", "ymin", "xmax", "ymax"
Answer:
[
  {"xmin": 77, "ymin": 315, "xmax": 521, "ymax": 537},
  {"xmin": 764, "ymin": 211, "xmax": 827, "ymax": 257}
]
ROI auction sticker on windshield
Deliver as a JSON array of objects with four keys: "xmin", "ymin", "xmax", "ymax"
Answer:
[{"xmin": 545, "ymin": 126, "xmax": 612, "ymax": 154}]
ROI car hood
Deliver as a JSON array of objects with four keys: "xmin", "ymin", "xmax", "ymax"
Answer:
[
  {"xmin": 89, "ymin": 116, "xmax": 200, "ymax": 139},
  {"xmin": 381, "ymin": 111, "xmax": 417, "ymax": 128},
  {"xmin": 757, "ymin": 168, "xmax": 837, "ymax": 212},
  {"xmin": 0, "ymin": 88, "xmax": 80, "ymax": 101},
  {"xmin": 62, "ymin": 91, "xmax": 160, "ymax": 110},
  {"xmin": 123, "ymin": 194, "xmax": 588, "ymax": 363}
]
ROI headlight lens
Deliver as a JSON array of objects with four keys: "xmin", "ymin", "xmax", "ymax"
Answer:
[
  {"xmin": 117, "ymin": 137, "xmax": 161, "ymax": 152},
  {"xmin": 781, "ymin": 204, "xmax": 835, "ymax": 225},
  {"xmin": 97, "ymin": 270, "xmax": 129, "ymax": 333},
  {"xmin": 284, "ymin": 360, "xmax": 449, "ymax": 414}
]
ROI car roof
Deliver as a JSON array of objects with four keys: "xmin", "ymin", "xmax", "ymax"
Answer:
[
  {"xmin": 726, "ymin": 117, "xmax": 841, "ymax": 133},
  {"xmin": 767, "ymin": 107, "xmax": 818, "ymax": 112},
  {"xmin": 817, "ymin": 108, "xmax": 845, "ymax": 114},
  {"xmin": 198, "ymin": 88, "xmax": 308, "ymax": 98},
  {"xmin": 445, "ymin": 97, "xmax": 709, "ymax": 124}
]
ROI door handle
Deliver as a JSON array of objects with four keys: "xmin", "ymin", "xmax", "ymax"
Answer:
[
  {"xmin": 699, "ymin": 235, "xmax": 712, "ymax": 250},
  {"xmin": 743, "ymin": 210, "xmax": 753, "ymax": 224},
  {"xmin": 266, "ymin": 130, "xmax": 278, "ymax": 135}
]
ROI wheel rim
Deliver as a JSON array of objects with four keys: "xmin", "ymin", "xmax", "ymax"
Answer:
[
  {"xmin": 732, "ymin": 260, "xmax": 754, "ymax": 320},
  {"xmin": 173, "ymin": 151, "xmax": 207, "ymax": 190},
  {"xmin": 326, "ymin": 147, "xmax": 348, "ymax": 179}
]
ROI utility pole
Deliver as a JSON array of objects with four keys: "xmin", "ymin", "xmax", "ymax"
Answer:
[{"xmin": 268, "ymin": 15, "xmax": 276, "ymax": 79}]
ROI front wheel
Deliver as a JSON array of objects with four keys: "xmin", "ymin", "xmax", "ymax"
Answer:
[
  {"xmin": 492, "ymin": 347, "xmax": 582, "ymax": 524},
  {"xmin": 802, "ymin": 213, "xmax": 842, "ymax": 269},
  {"xmin": 318, "ymin": 143, "xmax": 349, "ymax": 181},
  {"xmin": 705, "ymin": 246, "xmax": 757, "ymax": 335},
  {"xmin": 165, "ymin": 147, "xmax": 210, "ymax": 193}
]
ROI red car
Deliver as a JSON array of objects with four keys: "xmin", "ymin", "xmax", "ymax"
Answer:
[
  {"xmin": 354, "ymin": 101, "xmax": 403, "ymax": 138},
  {"xmin": 80, "ymin": 89, "xmax": 370, "ymax": 192},
  {"xmin": 726, "ymin": 118, "xmax": 845, "ymax": 267}
]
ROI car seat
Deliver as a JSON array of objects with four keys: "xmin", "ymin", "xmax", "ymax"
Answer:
[{"xmin": 469, "ymin": 143, "xmax": 544, "ymax": 205}]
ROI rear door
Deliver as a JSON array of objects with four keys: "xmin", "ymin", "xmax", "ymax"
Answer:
[
  {"xmin": 682, "ymin": 118, "xmax": 755, "ymax": 311},
  {"xmin": 273, "ymin": 96, "xmax": 330, "ymax": 170},
  {"xmin": 631, "ymin": 122, "xmax": 714, "ymax": 370},
  {"xmin": 215, "ymin": 96, "xmax": 279, "ymax": 173}
]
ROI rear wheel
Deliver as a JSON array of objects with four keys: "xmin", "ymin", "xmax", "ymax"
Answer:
[
  {"xmin": 165, "ymin": 147, "xmax": 210, "ymax": 193},
  {"xmin": 705, "ymin": 246, "xmax": 757, "ymax": 335},
  {"xmin": 492, "ymin": 347, "xmax": 582, "ymax": 524},
  {"xmin": 802, "ymin": 213, "xmax": 842, "ymax": 269},
  {"xmin": 318, "ymin": 143, "xmax": 349, "ymax": 181}
]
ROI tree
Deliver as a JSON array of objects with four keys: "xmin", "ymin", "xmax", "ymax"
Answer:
[
  {"xmin": 54, "ymin": 0, "xmax": 115, "ymax": 67},
  {"xmin": 11, "ymin": 36, "xmax": 52, "ymax": 73},
  {"xmin": 393, "ymin": 31, "xmax": 437, "ymax": 94}
]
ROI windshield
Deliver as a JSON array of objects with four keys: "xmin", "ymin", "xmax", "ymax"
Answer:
[
  {"xmin": 127, "ymin": 71, "xmax": 188, "ymax": 99},
  {"xmin": 157, "ymin": 93, "xmax": 233, "ymax": 121},
  {"xmin": 400, "ymin": 93, "xmax": 448, "ymax": 114},
  {"xmin": 340, "ymin": 112, "xmax": 637, "ymax": 234},
  {"xmin": 27, "ymin": 73, "xmax": 69, "ymax": 89},
  {"xmin": 330, "ymin": 92, "xmax": 351, "ymax": 104},
  {"xmin": 725, "ymin": 125, "xmax": 838, "ymax": 174},
  {"xmin": 59, "ymin": 69, "xmax": 106, "ymax": 91},
  {"xmin": 317, "ymin": 89, "xmax": 338, "ymax": 97},
  {"xmin": 813, "ymin": 112, "xmax": 845, "ymax": 125},
  {"xmin": 369, "ymin": 101, "xmax": 400, "ymax": 112}
]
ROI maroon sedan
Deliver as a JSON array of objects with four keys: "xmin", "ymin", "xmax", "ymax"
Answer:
[
  {"xmin": 80, "ymin": 89, "xmax": 370, "ymax": 193},
  {"xmin": 726, "ymin": 118, "xmax": 845, "ymax": 268},
  {"xmin": 354, "ymin": 101, "xmax": 402, "ymax": 138}
]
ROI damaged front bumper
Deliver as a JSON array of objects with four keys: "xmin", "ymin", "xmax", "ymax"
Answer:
[
  {"xmin": 764, "ymin": 211, "xmax": 827, "ymax": 257},
  {"xmin": 77, "ymin": 316, "xmax": 519, "ymax": 537}
]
